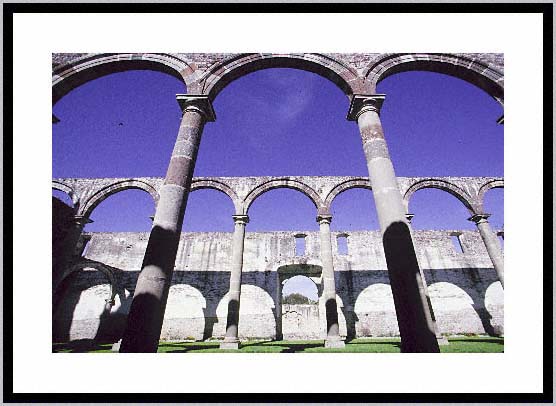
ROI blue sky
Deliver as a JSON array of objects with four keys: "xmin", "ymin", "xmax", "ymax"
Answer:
[{"xmin": 53, "ymin": 67, "xmax": 503, "ymax": 236}]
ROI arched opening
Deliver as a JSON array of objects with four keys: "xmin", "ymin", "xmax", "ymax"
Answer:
[
  {"xmin": 84, "ymin": 189, "xmax": 155, "ymax": 232},
  {"xmin": 484, "ymin": 282, "xmax": 504, "ymax": 336},
  {"xmin": 160, "ymin": 284, "xmax": 207, "ymax": 341},
  {"xmin": 53, "ymin": 268, "xmax": 116, "ymax": 343},
  {"xmin": 214, "ymin": 284, "xmax": 276, "ymax": 340},
  {"xmin": 52, "ymin": 54, "xmax": 187, "ymax": 104},
  {"xmin": 247, "ymin": 188, "xmax": 318, "ymax": 232},
  {"xmin": 409, "ymin": 188, "xmax": 475, "ymax": 231},
  {"xmin": 195, "ymin": 68, "xmax": 366, "ymax": 177},
  {"xmin": 409, "ymin": 188, "xmax": 475, "ymax": 261},
  {"xmin": 371, "ymin": 55, "xmax": 503, "ymax": 103},
  {"xmin": 53, "ymin": 70, "xmax": 186, "ymax": 178},
  {"xmin": 376, "ymin": 71, "xmax": 503, "ymax": 177},
  {"xmin": 278, "ymin": 265, "xmax": 322, "ymax": 340},
  {"xmin": 182, "ymin": 189, "xmax": 235, "ymax": 232},
  {"xmin": 354, "ymin": 283, "xmax": 399, "ymax": 337},
  {"xmin": 330, "ymin": 187, "xmax": 378, "ymax": 231},
  {"xmin": 427, "ymin": 282, "xmax": 485, "ymax": 335},
  {"xmin": 282, "ymin": 274, "xmax": 319, "ymax": 303},
  {"xmin": 203, "ymin": 54, "xmax": 358, "ymax": 100}
]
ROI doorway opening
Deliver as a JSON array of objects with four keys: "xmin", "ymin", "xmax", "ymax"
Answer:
[{"xmin": 277, "ymin": 264, "xmax": 322, "ymax": 340}]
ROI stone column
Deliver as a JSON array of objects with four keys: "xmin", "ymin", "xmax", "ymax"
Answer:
[
  {"xmin": 221, "ymin": 214, "xmax": 249, "ymax": 350},
  {"xmin": 120, "ymin": 95, "xmax": 215, "ymax": 353},
  {"xmin": 317, "ymin": 214, "xmax": 345, "ymax": 348},
  {"xmin": 469, "ymin": 214, "xmax": 504, "ymax": 288},
  {"xmin": 347, "ymin": 95, "xmax": 439, "ymax": 352}
]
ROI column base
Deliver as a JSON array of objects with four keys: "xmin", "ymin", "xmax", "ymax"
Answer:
[
  {"xmin": 111, "ymin": 339, "xmax": 122, "ymax": 352},
  {"xmin": 219, "ymin": 339, "xmax": 240, "ymax": 350},
  {"xmin": 325, "ymin": 337, "xmax": 345, "ymax": 349},
  {"xmin": 436, "ymin": 336, "xmax": 449, "ymax": 346}
]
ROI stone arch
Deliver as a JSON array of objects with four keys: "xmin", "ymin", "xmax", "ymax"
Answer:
[
  {"xmin": 270, "ymin": 257, "xmax": 323, "ymax": 274},
  {"xmin": 243, "ymin": 179, "xmax": 323, "ymax": 215},
  {"xmin": 198, "ymin": 53, "xmax": 366, "ymax": 100},
  {"xmin": 403, "ymin": 179, "xmax": 476, "ymax": 214},
  {"xmin": 57, "ymin": 260, "xmax": 119, "ymax": 300},
  {"xmin": 478, "ymin": 179, "xmax": 504, "ymax": 210},
  {"xmin": 427, "ymin": 282, "xmax": 485, "ymax": 335},
  {"xmin": 80, "ymin": 179, "xmax": 159, "ymax": 218},
  {"xmin": 191, "ymin": 179, "xmax": 242, "ymax": 214},
  {"xmin": 354, "ymin": 283, "xmax": 399, "ymax": 337},
  {"xmin": 324, "ymin": 178, "xmax": 372, "ymax": 211},
  {"xmin": 366, "ymin": 53, "xmax": 504, "ymax": 103},
  {"xmin": 52, "ymin": 180, "xmax": 80, "ymax": 210},
  {"xmin": 52, "ymin": 53, "xmax": 191, "ymax": 104},
  {"xmin": 161, "ymin": 284, "xmax": 207, "ymax": 341},
  {"xmin": 484, "ymin": 281, "xmax": 504, "ymax": 336},
  {"xmin": 52, "ymin": 261, "xmax": 121, "ymax": 342},
  {"xmin": 215, "ymin": 284, "xmax": 276, "ymax": 340}
]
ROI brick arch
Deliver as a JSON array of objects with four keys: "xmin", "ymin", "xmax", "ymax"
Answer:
[
  {"xmin": 366, "ymin": 53, "xmax": 504, "ymax": 103},
  {"xmin": 80, "ymin": 179, "xmax": 159, "ymax": 218},
  {"xmin": 478, "ymin": 179, "xmax": 504, "ymax": 209},
  {"xmin": 198, "ymin": 53, "xmax": 367, "ymax": 100},
  {"xmin": 190, "ymin": 179, "xmax": 242, "ymax": 214},
  {"xmin": 243, "ymin": 178, "xmax": 324, "ymax": 215},
  {"xmin": 324, "ymin": 178, "xmax": 372, "ymax": 212},
  {"xmin": 403, "ymin": 179, "xmax": 476, "ymax": 214},
  {"xmin": 52, "ymin": 180, "xmax": 80, "ymax": 209},
  {"xmin": 52, "ymin": 53, "xmax": 190, "ymax": 104}
]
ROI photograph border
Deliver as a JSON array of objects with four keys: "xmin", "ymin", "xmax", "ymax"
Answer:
[{"xmin": 3, "ymin": 2, "xmax": 553, "ymax": 403}]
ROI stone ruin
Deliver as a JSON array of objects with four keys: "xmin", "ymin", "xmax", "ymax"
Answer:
[{"xmin": 52, "ymin": 53, "xmax": 504, "ymax": 352}]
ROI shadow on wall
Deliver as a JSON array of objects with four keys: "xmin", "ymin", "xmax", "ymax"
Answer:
[
  {"xmin": 52, "ymin": 272, "xmax": 82, "ymax": 343},
  {"xmin": 53, "ymin": 228, "xmax": 501, "ymax": 347}
]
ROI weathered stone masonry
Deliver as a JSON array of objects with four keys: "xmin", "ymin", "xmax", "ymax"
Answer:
[
  {"xmin": 53, "ymin": 53, "xmax": 504, "ymax": 352},
  {"xmin": 53, "ymin": 176, "xmax": 504, "ymax": 343}
]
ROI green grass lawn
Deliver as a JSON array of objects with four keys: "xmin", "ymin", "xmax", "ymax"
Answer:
[{"xmin": 53, "ymin": 336, "xmax": 503, "ymax": 353}]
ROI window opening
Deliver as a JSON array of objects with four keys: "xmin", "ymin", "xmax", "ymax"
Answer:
[
  {"xmin": 295, "ymin": 234, "xmax": 306, "ymax": 256},
  {"xmin": 450, "ymin": 234, "xmax": 464, "ymax": 254},
  {"xmin": 337, "ymin": 234, "xmax": 348, "ymax": 255}
]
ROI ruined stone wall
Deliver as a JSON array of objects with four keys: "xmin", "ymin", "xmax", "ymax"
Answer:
[{"xmin": 53, "ymin": 229, "xmax": 504, "ymax": 342}]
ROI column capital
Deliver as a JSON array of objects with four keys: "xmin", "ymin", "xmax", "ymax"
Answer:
[
  {"xmin": 405, "ymin": 213, "xmax": 415, "ymax": 224},
  {"xmin": 347, "ymin": 94, "xmax": 386, "ymax": 121},
  {"xmin": 232, "ymin": 214, "xmax": 249, "ymax": 225},
  {"xmin": 468, "ymin": 213, "xmax": 491, "ymax": 224},
  {"xmin": 176, "ymin": 94, "xmax": 216, "ymax": 122},
  {"xmin": 316, "ymin": 214, "xmax": 333, "ymax": 225},
  {"xmin": 73, "ymin": 215, "xmax": 93, "ymax": 226}
]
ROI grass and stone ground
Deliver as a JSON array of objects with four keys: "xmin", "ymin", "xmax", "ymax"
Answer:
[{"xmin": 53, "ymin": 336, "xmax": 503, "ymax": 353}]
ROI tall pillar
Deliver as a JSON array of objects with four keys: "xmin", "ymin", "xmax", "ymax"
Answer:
[
  {"xmin": 221, "ymin": 214, "xmax": 249, "ymax": 350},
  {"xmin": 469, "ymin": 214, "xmax": 504, "ymax": 288},
  {"xmin": 347, "ymin": 95, "xmax": 439, "ymax": 352},
  {"xmin": 317, "ymin": 214, "xmax": 345, "ymax": 348},
  {"xmin": 120, "ymin": 95, "xmax": 215, "ymax": 353}
]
